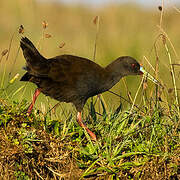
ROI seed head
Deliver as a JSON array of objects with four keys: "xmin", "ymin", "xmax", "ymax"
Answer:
[
  {"xmin": 161, "ymin": 34, "xmax": 166, "ymax": 45},
  {"xmin": 59, "ymin": 42, "xmax": 65, "ymax": 48},
  {"xmin": 158, "ymin": 6, "xmax": 162, "ymax": 11},
  {"xmin": 19, "ymin": 25, "xmax": 24, "ymax": 34},
  {"xmin": 42, "ymin": 21, "xmax": 48, "ymax": 29},
  {"xmin": 168, "ymin": 88, "xmax": 173, "ymax": 94},
  {"xmin": 44, "ymin": 33, "xmax": 52, "ymax": 38},
  {"xmin": 93, "ymin": 16, "xmax": 99, "ymax": 25},
  {"xmin": 1, "ymin": 49, "xmax": 8, "ymax": 57},
  {"xmin": 143, "ymin": 82, "xmax": 148, "ymax": 90}
]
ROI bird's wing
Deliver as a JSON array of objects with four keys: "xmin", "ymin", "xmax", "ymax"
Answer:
[{"xmin": 47, "ymin": 55, "xmax": 102, "ymax": 83}]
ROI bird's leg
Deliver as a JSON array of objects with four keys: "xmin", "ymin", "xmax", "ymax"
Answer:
[
  {"xmin": 27, "ymin": 88, "xmax": 41, "ymax": 115},
  {"xmin": 77, "ymin": 112, "xmax": 97, "ymax": 141}
]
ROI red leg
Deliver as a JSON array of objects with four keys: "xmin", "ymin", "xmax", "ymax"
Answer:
[
  {"xmin": 77, "ymin": 112, "xmax": 97, "ymax": 141},
  {"xmin": 27, "ymin": 88, "xmax": 41, "ymax": 115}
]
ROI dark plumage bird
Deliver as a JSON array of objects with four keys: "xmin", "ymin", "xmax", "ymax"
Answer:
[{"xmin": 20, "ymin": 37, "xmax": 143, "ymax": 140}]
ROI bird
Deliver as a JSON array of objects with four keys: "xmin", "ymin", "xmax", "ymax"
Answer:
[{"xmin": 20, "ymin": 37, "xmax": 144, "ymax": 141}]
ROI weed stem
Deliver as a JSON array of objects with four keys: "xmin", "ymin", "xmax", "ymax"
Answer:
[{"xmin": 164, "ymin": 43, "xmax": 180, "ymax": 114}]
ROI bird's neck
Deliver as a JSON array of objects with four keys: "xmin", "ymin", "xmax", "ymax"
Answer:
[
  {"xmin": 99, "ymin": 71, "xmax": 120, "ymax": 92},
  {"xmin": 104, "ymin": 61, "xmax": 126, "ymax": 89}
]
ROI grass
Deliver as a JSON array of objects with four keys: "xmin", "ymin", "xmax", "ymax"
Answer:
[
  {"xmin": 0, "ymin": 96, "xmax": 179, "ymax": 179},
  {"xmin": 0, "ymin": 0, "xmax": 180, "ymax": 179}
]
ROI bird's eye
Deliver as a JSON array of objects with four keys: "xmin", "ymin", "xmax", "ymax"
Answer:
[{"xmin": 131, "ymin": 63, "xmax": 136, "ymax": 68}]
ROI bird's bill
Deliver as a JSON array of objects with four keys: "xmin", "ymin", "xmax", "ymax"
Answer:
[{"xmin": 140, "ymin": 66, "xmax": 162, "ymax": 87}]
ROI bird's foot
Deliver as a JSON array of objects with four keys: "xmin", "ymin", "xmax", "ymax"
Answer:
[
  {"xmin": 86, "ymin": 128, "xmax": 97, "ymax": 141},
  {"xmin": 27, "ymin": 103, "xmax": 33, "ymax": 115},
  {"xmin": 77, "ymin": 112, "xmax": 97, "ymax": 141},
  {"xmin": 27, "ymin": 88, "xmax": 41, "ymax": 115}
]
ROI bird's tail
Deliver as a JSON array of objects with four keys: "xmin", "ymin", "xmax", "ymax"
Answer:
[
  {"xmin": 20, "ymin": 72, "xmax": 32, "ymax": 81},
  {"xmin": 20, "ymin": 37, "xmax": 49, "ymax": 76}
]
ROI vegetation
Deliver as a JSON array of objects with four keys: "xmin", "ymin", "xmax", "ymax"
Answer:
[{"xmin": 0, "ymin": 0, "xmax": 179, "ymax": 179}]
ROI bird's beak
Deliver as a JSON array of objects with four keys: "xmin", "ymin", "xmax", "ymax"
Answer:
[
  {"xmin": 140, "ymin": 66, "xmax": 162, "ymax": 87},
  {"xmin": 139, "ymin": 66, "xmax": 144, "ymax": 75}
]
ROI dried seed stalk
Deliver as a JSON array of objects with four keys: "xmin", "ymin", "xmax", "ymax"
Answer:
[{"xmin": 163, "ymin": 36, "xmax": 179, "ymax": 113}]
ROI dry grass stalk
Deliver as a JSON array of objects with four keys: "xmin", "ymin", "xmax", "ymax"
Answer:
[
  {"xmin": 108, "ymin": 90, "xmax": 143, "ymax": 113},
  {"xmin": 122, "ymin": 78, "xmax": 133, "ymax": 103},
  {"xmin": 173, "ymin": 6, "xmax": 180, "ymax": 13},
  {"xmin": 163, "ymin": 34, "xmax": 179, "ymax": 108},
  {"xmin": 46, "ymin": 166, "xmax": 68, "ymax": 178},
  {"xmin": 18, "ymin": 25, "xmax": 24, "ymax": 34},
  {"xmin": 8, "ymin": 47, "xmax": 20, "ymax": 78},
  {"xmin": 158, "ymin": 27, "xmax": 179, "ymax": 58},
  {"xmin": 92, "ymin": 15, "xmax": 100, "ymax": 62},
  {"xmin": 37, "ymin": 20, "xmax": 49, "ymax": 50},
  {"xmin": 159, "ymin": 0, "xmax": 164, "ymax": 28},
  {"xmin": 34, "ymin": 169, "xmax": 44, "ymax": 180},
  {"xmin": 130, "ymin": 76, "xmax": 144, "ymax": 113},
  {"xmin": 143, "ymin": 56, "xmax": 156, "ymax": 72}
]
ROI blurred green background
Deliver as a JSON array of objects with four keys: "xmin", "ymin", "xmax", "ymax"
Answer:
[{"xmin": 0, "ymin": 0, "xmax": 180, "ymax": 111}]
